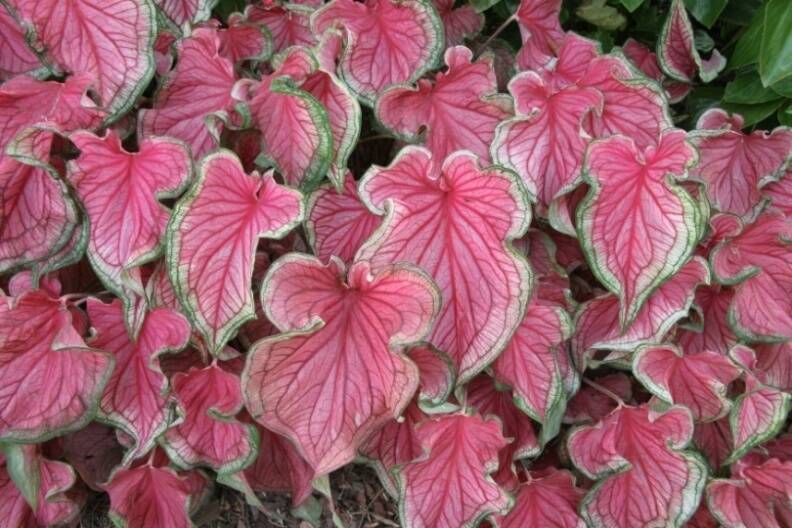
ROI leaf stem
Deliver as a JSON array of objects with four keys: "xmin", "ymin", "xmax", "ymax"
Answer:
[
  {"xmin": 476, "ymin": 13, "xmax": 517, "ymax": 57},
  {"xmin": 582, "ymin": 378, "xmax": 626, "ymax": 407}
]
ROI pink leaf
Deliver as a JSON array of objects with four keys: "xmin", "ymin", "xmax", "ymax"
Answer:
[
  {"xmin": 0, "ymin": 448, "xmax": 78, "ymax": 527},
  {"xmin": 577, "ymin": 129, "xmax": 703, "ymax": 328},
  {"xmin": 515, "ymin": 0, "xmax": 564, "ymax": 70},
  {"xmin": 358, "ymin": 147, "xmax": 532, "ymax": 383},
  {"xmin": 60, "ymin": 422, "xmax": 124, "ymax": 491},
  {"xmin": 675, "ymin": 285, "xmax": 737, "ymax": 355},
  {"xmin": 87, "ymin": 299, "xmax": 190, "ymax": 463},
  {"xmin": 0, "ymin": 289, "xmax": 113, "ymax": 441},
  {"xmin": 690, "ymin": 109, "xmax": 792, "ymax": 218},
  {"xmin": 233, "ymin": 47, "xmax": 333, "ymax": 189},
  {"xmin": 311, "ymin": 0, "xmax": 444, "ymax": 105},
  {"xmin": 395, "ymin": 413, "xmax": 513, "ymax": 527},
  {"xmin": 492, "ymin": 297, "xmax": 571, "ymax": 441},
  {"xmin": 0, "ymin": 6, "xmax": 45, "ymax": 80},
  {"xmin": 496, "ymin": 468, "xmax": 585, "ymax": 528},
  {"xmin": 432, "ymin": 0, "xmax": 483, "ymax": 47},
  {"xmin": 568, "ymin": 405, "xmax": 707, "ymax": 528},
  {"xmin": 708, "ymin": 457, "xmax": 792, "ymax": 528},
  {"xmin": 166, "ymin": 150, "xmax": 303, "ymax": 355},
  {"xmin": 377, "ymin": 46, "xmax": 512, "ymax": 163},
  {"xmin": 162, "ymin": 365, "xmax": 258, "ymax": 473},
  {"xmin": 764, "ymin": 169, "xmax": 792, "ymax": 216},
  {"xmin": 572, "ymin": 257, "xmax": 709, "ymax": 369},
  {"xmin": 409, "ymin": 344, "xmax": 456, "ymax": 406},
  {"xmin": 7, "ymin": 0, "xmax": 155, "ymax": 117},
  {"xmin": 156, "ymin": 0, "xmax": 215, "ymax": 25},
  {"xmin": 216, "ymin": 12, "xmax": 273, "ymax": 64},
  {"xmin": 306, "ymin": 173, "xmax": 380, "ymax": 263},
  {"xmin": 693, "ymin": 417, "xmax": 732, "ymax": 469},
  {"xmin": 244, "ymin": 423, "xmax": 314, "ymax": 505},
  {"xmin": 243, "ymin": 256, "xmax": 438, "ymax": 475},
  {"xmin": 68, "ymin": 130, "xmax": 191, "ymax": 298},
  {"xmin": 564, "ymin": 373, "xmax": 632, "ymax": 424},
  {"xmin": 246, "ymin": 1, "xmax": 318, "ymax": 54},
  {"xmin": 520, "ymin": 228, "xmax": 572, "ymax": 307},
  {"xmin": 657, "ymin": 0, "xmax": 698, "ymax": 82},
  {"xmin": 622, "ymin": 38, "xmax": 692, "ymax": 104},
  {"xmin": 754, "ymin": 342, "xmax": 792, "ymax": 391},
  {"xmin": 139, "ymin": 28, "xmax": 236, "ymax": 159},
  {"xmin": 105, "ymin": 465, "xmax": 192, "ymax": 528},
  {"xmin": 633, "ymin": 344, "xmax": 740, "ymax": 422},
  {"xmin": 710, "ymin": 212, "xmax": 792, "ymax": 341},
  {"xmin": 491, "ymin": 69, "xmax": 602, "ymax": 214}
]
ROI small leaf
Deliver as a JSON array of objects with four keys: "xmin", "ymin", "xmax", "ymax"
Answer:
[
  {"xmin": 723, "ymin": 72, "xmax": 784, "ymax": 105},
  {"xmin": 576, "ymin": 0, "xmax": 626, "ymax": 31},
  {"xmin": 683, "ymin": 0, "xmax": 727, "ymax": 28},
  {"xmin": 758, "ymin": 0, "xmax": 792, "ymax": 87}
]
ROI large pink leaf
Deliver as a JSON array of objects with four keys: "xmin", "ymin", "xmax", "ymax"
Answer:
[
  {"xmin": 243, "ymin": 256, "xmax": 438, "ymax": 475},
  {"xmin": 306, "ymin": 172, "xmax": 380, "ymax": 263},
  {"xmin": 633, "ymin": 344, "xmax": 740, "ymax": 422},
  {"xmin": 690, "ymin": 109, "xmax": 792, "ymax": 218},
  {"xmin": 395, "ymin": 413, "xmax": 512, "ymax": 527},
  {"xmin": 491, "ymin": 69, "xmax": 602, "ymax": 214},
  {"xmin": 577, "ymin": 129, "xmax": 703, "ymax": 328},
  {"xmin": 572, "ymin": 257, "xmax": 709, "ymax": 369},
  {"xmin": 162, "ymin": 365, "xmax": 258, "ymax": 474},
  {"xmin": 467, "ymin": 375, "xmax": 540, "ymax": 489},
  {"xmin": 432, "ymin": 0, "xmax": 482, "ymax": 47},
  {"xmin": 68, "ymin": 130, "xmax": 191, "ymax": 298},
  {"xmin": 166, "ymin": 150, "xmax": 303, "ymax": 355},
  {"xmin": 246, "ymin": 0, "xmax": 317, "ymax": 54},
  {"xmin": 311, "ymin": 0, "xmax": 444, "ymax": 105},
  {"xmin": 710, "ymin": 212, "xmax": 792, "ymax": 341},
  {"xmin": 675, "ymin": 285, "xmax": 737, "ymax": 355},
  {"xmin": 233, "ymin": 47, "xmax": 333, "ymax": 189},
  {"xmin": 0, "ymin": 289, "xmax": 113, "ymax": 442},
  {"xmin": 87, "ymin": 299, "xmax": 190, "ymax": 463},
  {"xmin": 0, "ymin": 448, "xmax": 78, "ymax": 527},
  {"xmin": 156, "ymin": 0, "xmax": 215, "ymax": 25},
  {"xmin": 0, "ymin": 5, "xmax": 45, "ymax": 80},
  {"xmin": 358, "ymin": 147, "xmax": 532, "ymax": 383},
  {"xmin": 657, "ymin": 0, "xmax": 725, "ymax": 83},
  {"xmin": 492, "ymin": 297, "xmax": 571, "ymax": 442},
  {"xmin": 496, "ymin": 468, "xmax": 585, "ymax": 528},
  {"xmin": 376, "ymin": 46, "xmax": 512, "ymax": 163},
  {"xmin": 515, "ymin": 0, "xmax": 563, "ymax": 70},
  {"xmin": 105, "ymin": 465, "xmax": 192, "ymax": 528},
  {"xmin": 244, "ymin": 423, "xmax": 314, "ymax": 505},
  {"xmin": 708, "ymin": 457, "xmax": 792, "ymax": 527},
  {"xmin": 7, "ymin": 0, "xmax": 155, "ymax": 118},
  {"xmin": 139, "ymin": 28, "xmax": 236, "ymax": 159},
  {"xmin": 568, "ymin": 405, "xmax": 707, "ymax": 528}
]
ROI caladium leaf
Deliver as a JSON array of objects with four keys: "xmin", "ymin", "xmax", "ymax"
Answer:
[
  {"xmin": 515, "ymin": 0, "xmax": 564, "ymax": 70},
  {"xmin": 676, "ymin": 285, "xmax": 737, "ymax": 355},
  {"xmin": 395, "ymin": 412, "xmax": 513, "ymax": 528},
  {"xmin": 216, "ymin": 12, "xmax": 273, "ymax": 64},
  {"xmin": 432, "ymin": 0, "xmax": 482, "ymax": 47},
  {"xmin": 233, "ymin": 47, "xmax": 333, "ymax": 189},
  {"xmin": 377, "ymin": 46, "xmax": 512, "ymax": 163},
  {"xmin": 7, "ymin": 0, "xmax": 155, "ymax": 118},
  {"xmin": 491, "ymin": 69, "xmax": 602, "ymax": 214},
  {"xmin": 564, "ymin": 373, "xmax": 632, "ymax": 424},
  {"xmin": 409, "ymin": 344, "xmax": 456, "ymax": 406},
  {"xmin": 657, "ymin": 0, "xmax": 725, "ymax": 83},
  {"xmin": 166, "ymin": 150, "xmax": 303, "ymax": 356},
  {"xmin": 244, "ymin": 423, "xmax": 314, "ymax": 505},
  {"xmin": 754, "ymin": 342, "xmax": 792, "ymax": 391},
  {"xmin": 492, "ymin": 297, "xmax": 571, "ymax": 443},
  {"xmin": 87, "ymin": 299, "xmax": 190, "ymax": 464},
  {"xmin": 105, "ymin": 464, "xmax": 192, "ymax": 528},
  {"xmin": 693, "ymin": 418, "xmax": 732, "ymax": 469},
  {"xmin": 138, "ymin": 28, "xmax": 237, "ymax": 159},
  {"xmin": 496, "ymin": 468, "xmax": 585, "ymax": 528},
  {"xmin": 622, "ymin": 38, "xmax": 691, "ymax": 104},
  {"xmin": 467, "ymin": 374, "xmax": 540, "ymax": 488},
  {"xmin": 0, "ymin": 448, "xmax": 78, "ymax": 527},
  {"xmin": 246, "ymin": 0, "xmax": 318, "ymax": 54},
  {"xmin": 68, "ymin": 130, "xmax": 191, "ymax": 302},
  {"xmin": 577, "ymin": 129, "xmax": 703, "ymax": 328},
  {"xmin": 633, "ymin": 344, "xmax": 740, "ymax": 422},
  {"xmin": 0, "ymin": 288, "xmax": 113, "ymax": 442},
  {"xmin": 156, "ymin": 0, "xmax": 216, "ymax": 26},
  {"xmin": 572, "ymin": 257, "xmax": 709, "ymax": 369},
  {"xmin": 710, "ymin": 212, "xmax": 792, "ymax": 342},
  {"xmin": 0, "ymin": 5, "xmax": 45, "ymax": 80},
  {"xmin": 305, "ymin": 172, "xmax": 380, "ymax": 263},
  {"xmin": 690, "ymin": 109, "xmax": 792, "ymax": 218},
  {"xmin": 708, "ymin": 457, "xmax": 792, "ymax": 527},
  {"xmin": 764, "ymin": 170, "xmax": 792, "ymax": 217},
  {"xmin": 360, "ymin": 401, "xmax": 427, "ymax": 497},
  {"xmin": 568, "ymin": 405, "xmax": 707, "ymax": 528},
  {"xmin": 60, "ymin": 422, "xmax": 124, "ymax": 491},
  {"xmin": 358, "ymin": 147, "xmax": 532, "ymax": 384},
  {"xmin": 162, "ymin": 365, "xmax": 258, "ymax": 474},
  {"xmin": 520, "ymin": 228, "xmax": 572, "ymax": 308},
  {"xmin": 243, "ymin": 255, "xmax": 439, "ymax": 475},
  {"xmin": 311, "ymin": 0, "xmax": 444, "ymax": 105}
]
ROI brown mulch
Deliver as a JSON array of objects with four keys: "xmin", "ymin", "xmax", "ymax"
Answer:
[{"xmin": 78, "ymin": 464, "xmax": 399, "ymax": 528}]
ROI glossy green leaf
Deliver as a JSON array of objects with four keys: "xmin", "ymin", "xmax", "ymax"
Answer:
[
  {"xmin": 722, "ymin": 99, "xmax": 784, "ymax": 127},
  {"xmin": 620, "ymin": 0, "xmax": 645, "ymax": 13},
  {"xmin": 576, "ymin": 0, "xmax": 627, "ymax": 31},
  {"xmin": 724, "ymin": 72, "xmax": 784, "ymax": 104},
  {"xmin": 758, "ymin": 0, "xmax": 792, "ymax": 86},
  {"xmin": 470, "ymin": 0, "xmax": 503, "ymax": 13},
  {"xmin": 731, "ymin": 4, "xmax": 766, "ymax": 70},
  {"xmin": 770, "ymin": 76, "xmax": 792, "ymax": 97},
  {"xmin": 778, "ymin": 104, "xmax": 792, "ymax": 126},
  {"xmin": 684, "ymin": 0, "xmax": 727, "ymax": 28}
]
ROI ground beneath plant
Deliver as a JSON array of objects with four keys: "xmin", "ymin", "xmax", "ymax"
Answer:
[{"xmin": 80, "ymin": 465, "xmax": 398, "ymax": 527}]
